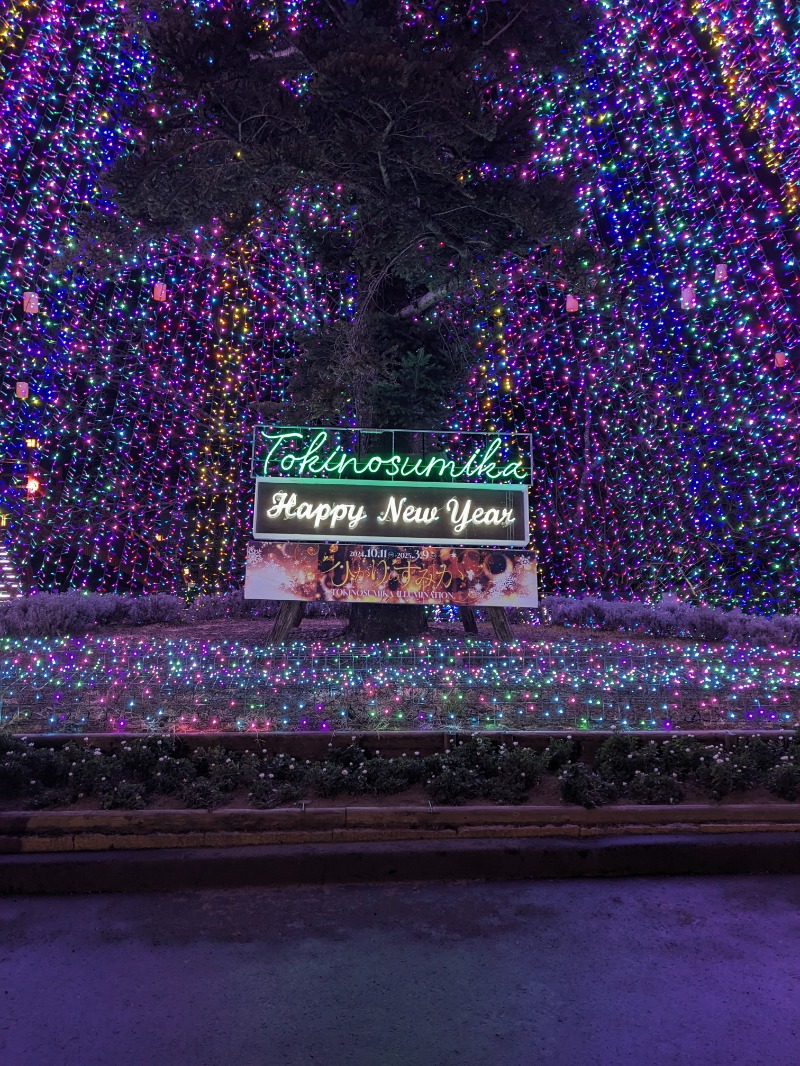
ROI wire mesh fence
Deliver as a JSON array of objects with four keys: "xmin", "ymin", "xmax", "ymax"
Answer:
[{"xmin": 1, "ymin": 633, "xmax": 798, "ymax": 734}]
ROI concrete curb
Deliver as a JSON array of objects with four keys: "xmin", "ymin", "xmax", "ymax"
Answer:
[
  {"xmin": 0, "ymin": 803, "xmax": 798, "ymax": 854},
  {"xmin": 2, "ymin": 832, "xmax": 800, "ymax": 893}
]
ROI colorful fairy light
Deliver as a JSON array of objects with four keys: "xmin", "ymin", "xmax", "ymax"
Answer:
[
  {"xmin": 0, "ymin": 631, "xmax": 797, "ymax": 734},
  {"xmin": 0, "ymin": 0, "xmax": 796, "ymax": 616},
  {"xmin": 458, "ymin": 0, "xmax": 800, "ymax": 611}
]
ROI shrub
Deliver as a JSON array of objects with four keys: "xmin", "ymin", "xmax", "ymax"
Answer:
[
  {"xmin": 0, "ymin": 733, "xmax": 798, "ymax": 812},
  {"xmin": 0, "ymin": 747, "xmax": 35, "ymax": 796},
  {"xmin": 765, "ymin": 762, "xmax": 800, "ymax": 801},
  {"xmin": 181, "ymin": 778, "xmax": 224, "ymax": 809},
  {"xmin": 310, "ymin": 758, "xmax": 369, "ymax": 798},
  {"xmin": 260, "ymin": 752, "xmax": 310, "ymax": 787},
  {"xmin": 484, "ymin": 772, "xmax": 530, "ymax": 804},
  {"xmin": 192, "ymin": 591, "xmax": 253, "ymax": 622},
  {"xmin": 735, "ymin": 737, "xmax": 787, "ymax": 774},
  {"xmin": 541, "ymin": 737, "xmax": 576, "ymax": 771},
  {"xmin": 191, "ymin": 746, "xmax": 241, "ymax": 792},
  {"xmin": 118, "ymin": 737, "xmax": 174, "ymax": 778},
  {"xmin": 90, "ymin": 595, "xmax": 130, "ymax": 627},
  {"xmin": 363, "ymin": 755, "xmax": 428, "ymax": 795},
  {"xmin": 658, "ymin": 736, "xmax": 706, "ymax": 778},
  {"xmin": 27, "ymin": 787, "xmax": 71, "ymax": 809},
  {"xmin": 248, "ymin": 779, "xmax": 302, "ymax": 808},
  {"xmin": 323, "ymin": 741, "xmax": 369, "ymax": 768},
  {"xmin": 559, "ymin": 764, "xmax": 617, "ymax": 808},
  {"xmin": 150, "ymin": 756, "xmax": 196, "ymax": 795},
  {"xmin": 0, "ymin": 589, "xmax": 797, "ymax": 642},
  {"xmin": 123, "ymin": 594, "xmax": 186, "ymax": 627},
  {"xmin": 99, "ymin": 781, "xmax": 146, "ymax": 810},
  {"xmin": 0, "ymin": 592, "xmax": 98, "ymax": 636},
  {"xmin": 61, "ymin": 745, "xmax": 112, "ymax": 798},
  {"xmin": 543, "ymin": 595, "xmax": 800, "ymax": 646},
  {"xmin": 425, "ymin": 764, "xmax": 482, "ymax": 805},
  {"xmin": 594, "ymin": 736, "xmax": 658, "ymax": 786},
  {"xmin": 625, "ymin": 771, "xmax": 685, "ymax": 805},
  {"xmin": 692, "ymin": 748, "xmax": 756, "ymax": 800},
  {"xmin": 423, "ymin": 738, "xmax": 542, "ymax": 805}
]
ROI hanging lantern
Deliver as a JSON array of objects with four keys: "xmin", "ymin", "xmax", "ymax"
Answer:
[
  {"xmin": 714, "ymin": 263, "xmax": 728, "ymax": 282},
  {"xmin": 25, "ymin": 476, "xmax": 40, "ymax": 495},
  {"xmin": 22, "ymin": 292, "xmax": 39, "ymax": 314},
  {"xmin": 25, "ymin": 438, "xmax": 38, "ymax": 449},
  {"xmin": 565, "ymin": 294, "xmax": 579, "ymax": 314},
  {"xmin": 680, "ymin": 284, "xmax": 696, "ymax": 310},
  {"xmin": 15, "ymin": 381, "xmax": 28, "ymax": 399},
  {"xmin": 775, "ymin": 353, "xmax": 788, "ymax": 368},
  {"xmin": 153, "ymin": 282, "xmax": 167, "ymax": 302}
]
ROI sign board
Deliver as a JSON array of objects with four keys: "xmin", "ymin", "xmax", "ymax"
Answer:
[
  {"xmin": 246, "ymin": 426, "xmax": 537, "ymax": 607},
  {"xmin": 253, "ymin": 476, "xmax": 529, "ymax": 547},
  {"xmin": 245, "ymin": 541, "xmax": 538, "ymax": 607}
]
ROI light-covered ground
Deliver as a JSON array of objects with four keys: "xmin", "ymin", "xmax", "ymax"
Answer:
[
  {"xmin": 3, "ymin": 621, "xmax": 798, "ymax": 733},
  {"xmin": 2, "ymin": 876, "xmax": 799, "ymax": 1065}
]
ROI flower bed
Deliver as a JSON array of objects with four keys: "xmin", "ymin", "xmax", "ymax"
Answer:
[{"xmin": 3, "ymin": 733, "xmax": 800, "ymax": 812}]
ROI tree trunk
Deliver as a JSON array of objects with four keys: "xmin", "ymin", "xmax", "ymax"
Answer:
[
  {"xmin": 486, "ymin": 606, "xmax": 514, "ymax": 642},
  {"xmin": 459, "ymin": 606, "xmax": 479, "ymax": 634},
  {"xmin": 269, "ymin": 600, "xmax": 305, "ymax": 642},
  {"xmin": 346, "ymin": 602, "xmax": 428, "ymax": 640}
]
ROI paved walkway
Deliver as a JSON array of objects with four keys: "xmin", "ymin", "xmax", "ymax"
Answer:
[{"xmin": 1, "ymin": 876, "xmax": 799, "ymax": 1065}]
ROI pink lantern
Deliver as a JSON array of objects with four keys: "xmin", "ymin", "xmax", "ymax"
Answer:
[
  {"xmin": 775, "ymin": 353, "xmax": 787, "ymax": 368},
  {"xmin": 714, "ymin": 263, "xmax": 728, "ymax": 282},
  {"xmin": 565, "ymin": 294, "xmax": 579, "ymax": 314},
  {"xmin": 153, "ymin": 282, "xmax": 167, "ymax": 302},
  {"xmin": 15, "ymin": 381, "xmax": 28, "ymax": 399},
  {"xmin": 23, "ymin": 292, "xmax": 39, "ymax": 314},
  {"xmin": 680, "ymin": 284, "xmax": 696, "ymax": 310}
]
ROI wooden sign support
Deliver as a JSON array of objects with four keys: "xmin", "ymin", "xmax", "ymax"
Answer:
[
  {"xmin": 269, "ymin": 602, "xmax": 514, "ymax": 641},
  {"xmin": 269, "ymin": 600, "xmax": 305, "ymax": 642},
  {"xmin": 485, "ymin": 606, "xmax": 514, "ymax": 641}
]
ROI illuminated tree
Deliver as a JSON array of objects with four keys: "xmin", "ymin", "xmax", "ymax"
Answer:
[{"xmin": 104, "ymin": 0, "xmax": 589, "ymax": 633}]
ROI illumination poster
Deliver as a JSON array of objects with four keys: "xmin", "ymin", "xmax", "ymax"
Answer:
[{"xmin": 244, "ymin": 541, "xmax": 538, "ymax": 607}]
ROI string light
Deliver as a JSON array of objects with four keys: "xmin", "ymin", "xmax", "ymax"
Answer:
[
  {"xmin": 0, "ymin": 0, "xmax": 795, "ymax": 616},
  {"xmin": 455, "ymin": 0, "xmax": 800, "ymax": 611},
  {"xmin": 0, "ymin": 632, "xmax": 797, "ymax": 734}
]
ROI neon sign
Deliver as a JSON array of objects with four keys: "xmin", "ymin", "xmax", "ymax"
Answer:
[
  {"xmin": 255, "ymin": 428, "xmax": 529, "ymax": 483},
  {"xmin": 253, "ymin": 477, "xmax": 529, "ymax": 547}
]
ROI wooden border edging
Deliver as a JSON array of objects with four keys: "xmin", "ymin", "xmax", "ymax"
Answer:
[{"xmin": 1, "ymin": 803, "xmax": 799, "ymax": 856}]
